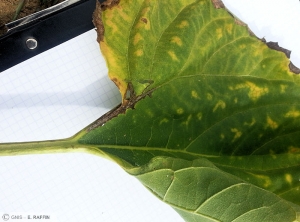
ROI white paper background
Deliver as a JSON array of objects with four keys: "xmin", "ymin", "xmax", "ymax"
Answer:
[{"xmin": 0, "ymin": 1, "xmax": 300, "ymax": 221}]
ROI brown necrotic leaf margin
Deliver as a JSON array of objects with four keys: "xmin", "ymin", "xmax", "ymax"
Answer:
[
  {"xmin": 262, "ymin": 39, "xmax": 300, "ymax": 74},
  {"xmin": 213, "ymin": 0, "xmax": 300, "ymax": 74},
  {"xmin": 93, "ymin": 0, "xmax": 120, "ymax": 43},
  {"xmin": 211, "ymin": 0, "xmax": 225, "ymax": 9},
  {"xmin": 89, "ymin": 0, "xmax": 300, "ymax": 132}
]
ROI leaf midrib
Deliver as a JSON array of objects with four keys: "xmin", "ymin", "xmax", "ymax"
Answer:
[{"xmin": 91, "ymin": 144, "xmax": 300, "ymax": 172}]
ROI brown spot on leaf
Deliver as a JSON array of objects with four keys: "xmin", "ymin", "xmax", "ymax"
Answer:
[
  {"xmin": 141, "ymin": 17, "xmax": 148, "ymax": 24},
  {"xmin": 111, "ymin": 77, "xmax": 122, "ymax": 88},
  {"xmin": 211, "ymin": 0, "xmax": 225, "ymax": 9},
  {"xmin": 289, "ymin": 62, "xmax": 300, "ymax": 74}
]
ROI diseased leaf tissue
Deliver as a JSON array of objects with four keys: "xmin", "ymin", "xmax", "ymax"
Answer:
[{"xmin": 2, "ymin": 0, "xmax": 300, "ymax": 221}]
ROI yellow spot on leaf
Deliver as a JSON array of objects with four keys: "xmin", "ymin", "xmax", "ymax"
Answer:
[
  {"xmin": 118, "ymin": 9, "xmax": 131, "ymax": 22},
  {"xmin": 266, "ymin": 116, "xmax": 278, "ymax": 130},
  {"xmin": 133, "ymin": 33, "xmax": 143, "ymax": 45},
  {"xmin": 269, "ymin": 149, "xmax": 277, "ymax": 159},
  {"xmin": 280, "ymin": 84, "xmax": 288, "ymax": 93},
  {"xmin": 177, "ymin": 108, "xmax": 184, "ymax": 114},
  {"xmin": 226, "ymin": 24, "xmax": 233, "ymax": 34},
  {"xmin": 252, "ymin": 174, "xmax": 272, "ymax": 188},
  {"xmin": 106, "ymin": 20, "xmax": 119, "ymax": 33},
  {"xmin": 159, "ymin": 118, "xmax": 169, "ymax": 125},
  {"xmin": 285, "ymin": 174, "xmax": 293, "ymax": 185},
  {"xmin": 168, "ymin": 50, "xmax": 179, "ymax": 61},
  {"xmin": 285, "ymin": 110, "xmax": 300, "ymax": 118},
  {"xmin": 135, "ymin": 49, "xmax": 144, "ymax": 56},
  {"xmin": 230, "ymin": 81, "xmax": 269, "ymax": 102},
  {"xmin": 231, "ymin": 128, "xmax": 242, "ymax": 142},
  {"xmin": 206, "ymin": 93, "xmax": 212, "ymax": 100},
  {"xmin": 239, "ymin": 44, "xmax": 246, "ymax": 49},
  {"xmin": 140, "ymin": 7, "xmax": 151, "ymax": 30},
  {"xmin": 141, "ymin": 6, "xmax": 150, "ymax": 15},
  {"xmin": 220, "ymin": 134, "xmax": 225, "ymax": 140},
  {"xmin": 177, "ymin": 20, "xmax": 189, "ymax": 28},
  {"xmin": 146, "ymin": 110, "xmax": 154, "ymax": 117},
  {"xmin": 213, "ymin": 100, "xmax": 226, "ymax": 112},
  {"xmin": 244, "ymin": 118, "xmax": 256, "ymax": 127},
  {"xmin": 197, "ymin": 112, "xmax": 203, "ymax": 120},
  {"xmin": 144, "ymin": 19, "xmax": 150, "ymax": 30},
  {"xmin": 288, "ymin": 146, "xmax": 300, "ymax": 153},
  {"xmin": 171, "ymin": 36, "xmax": 183, "ymax": 46},
  {"xmin": 191, "ymin": 90, "xmax": 200, "ymax": 99},
  {"xmin": 216, "ymin": 28, "xmax": 223, "ymax": 39},
  {"xmin": 182, "ymin": 115, "xmax": 192, "ymax": 126}
]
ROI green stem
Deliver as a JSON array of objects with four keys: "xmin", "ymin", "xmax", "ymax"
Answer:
[{"xmin": 0, "ymin": 130, "xmax": 104, "ymax": 157}]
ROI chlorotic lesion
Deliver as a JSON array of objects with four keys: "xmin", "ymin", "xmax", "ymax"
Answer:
[
  {"xmin": 167, "ymin": 50, "xmax": 179, "ymax": 61},
  {"xmin": 177, "ymin": 108, "xmax": 184, "ymax": 115},
  {"xmin": 135, "ymin": 49, "xmax": 144, "ymax": 56},
  {"xmin": 171, "ymin": 36, "xmax": 183, "ymax": 46},
  {"xmin": 229, "ymin": 81, "xmax": 269, "ymax": 102},
  {"xmin": 254, "ymin": 174, "xmax": 272, "ymax": 188},
  {"xmin": 220, "ymin": 133, "xmax": 225, "ymax": 140},
  {"xmin": 239, "ymin": 44, "xmax": 246, "ymax": 49},
  {"xmin": 213, "ymin": 100, "xmax": 226, "ymax": 112},
  {"xmin": 182, "ymin": 115, "xmax": 192, "ymax": 126},
  {"xmin": 106, "ymin": 20, "xmax": 119, "ymax": 33},
  {"xmin": 231, "ymin": 128, "xmax": 242, "ymax": 142},
  {"xmin": 177, "ymin": 20, "xmax": 189, "ymax": 28},
  {"xmin": 285, "ymin": 110, "xmax": 300, "ymax": 118},
  {"xmin": 206, "ymin": 93, "xmax": 213, "ymax": 100},
  {"xmin": 280, "ymin": 84, "xmax": 288, "ymax": 93},
  {"xmin": 247, "ymin": 172, "xmax": 272, "ymax": 188},
  {"xmin": 146, "ymin": 110, "xmax": 154, "ymax": 118},
  {"xmin": 159, "ymin": 118, "xmax": 169, "ymax": 125},
  {"xmin": 197, "ymin": 112, "xmax": 203, "ymax": 120},
  {"xmin": 285, "ymin": 174, "xmax": 293, "ymax": 185},
  {"xmin": 133, "ymin": 33, "xmax": 143, "ymax": 45},
  {"xmin": 244, "ymin": 118, "xmax": 256, "ymax": 127},
  {"xmin": 266, "ymin": 116, "xmax": 278, "ymax": 130},
  {"xmin": 226, "ymin": 23, "xmax": 232, "ymax": 34},
  {"xmin": 191, "ymin": 90, "xmax": 200, "ymax": 99},
  {"xmin": 216, "ymin": 28, "xmax": 223, "ymax": 39},
  {"xmin": 288, "ymin": 146, "xmax": 300, "ymax": 154}
]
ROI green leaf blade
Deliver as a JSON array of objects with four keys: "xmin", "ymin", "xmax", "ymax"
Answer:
[
  {"xmin": 83, "ymin": 0, "xmax": 300, "ymax": 220},
  {"xmin": 128, "ymin": 157, "xmax": 300, "ymax": 222}
]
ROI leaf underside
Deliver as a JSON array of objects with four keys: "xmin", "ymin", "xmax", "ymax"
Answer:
[{"xmin": 81, "ymin": 0, "xmax": 300, "ymax": 221}]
